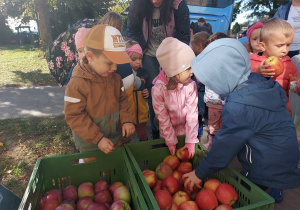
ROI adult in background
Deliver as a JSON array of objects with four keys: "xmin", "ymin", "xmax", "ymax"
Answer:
[
  {"xmin": 127, "ymin": 0, "xmax": 191, "ymax": 139},
  {"xmin": 274, "ymin": 0, "xmax": 300, "ymax": 59}
]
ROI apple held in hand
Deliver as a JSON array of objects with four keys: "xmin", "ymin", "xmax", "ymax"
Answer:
[
  {"xmin": 143, "ymin": 170, "xmax": 157, "ymax": 189},
  {"xmin": 203, "ymin": 178, "xmax": 221, "ymax": 193},
  {"xmin": 176, "ymin": 147, "xmax": 191, "ymax": 162},
  {"xmin": 215, "ymin": 183, "xmax": 238, "ymax": 206},
  {"xmin": 264, "ymin": 56, "xmax": 284, "ymax": 77}
]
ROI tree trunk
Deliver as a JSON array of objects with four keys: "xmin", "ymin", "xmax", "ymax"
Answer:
[{"xmin": 34, "ymin": 0, "xmax": 52, "ymax": 51}]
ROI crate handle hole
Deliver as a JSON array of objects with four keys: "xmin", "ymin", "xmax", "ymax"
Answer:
[
  {"xmin": 71, "ymin": 157, "xmax": 96, "ymax": 165},
  {"xmin": 150, "ymin": 143, "xmax": 167, "ymax": 150},
  {"xmin": 240, "ymin": 179, "xmax": 251, "ymax": 191}
]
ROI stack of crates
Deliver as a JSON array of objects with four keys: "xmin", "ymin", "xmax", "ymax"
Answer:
[
  {"xmin": 19, "ymin": 147, "xmax": 148, "ymax": 210},
  {"xmin": 124, "ymin": 136, "xmax": 275, "ymax": 210}
]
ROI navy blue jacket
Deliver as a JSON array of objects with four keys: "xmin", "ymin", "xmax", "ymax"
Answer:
[{"xmin": 195, "ymin": 73, "xmax": 300, "ymax": 189}]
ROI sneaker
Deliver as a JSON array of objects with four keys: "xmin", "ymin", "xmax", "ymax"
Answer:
[{"xmin": 269, "ymin": 188, "xmax": 283, "ymax": 203}]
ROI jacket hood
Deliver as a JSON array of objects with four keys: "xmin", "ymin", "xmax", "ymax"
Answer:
[
  {"xmin": 227, "ymin": 73, "xmax": 288, "ymax": 111},
  {"xmin": 153, "ymin": 70, "xmax": 168, "ymax": 85},
  {"xmin": 191, "ymin": 38, "xmax": 251, "ymax": 95}
]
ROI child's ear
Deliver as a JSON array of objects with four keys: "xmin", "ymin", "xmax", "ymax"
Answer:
[
  {"xmin": 259, "ymin": 42, "xmax": 266, "ymax": 52},
  {"xmin": 85, "ymin": 51, "xmax": 94, "ymax": 62}
]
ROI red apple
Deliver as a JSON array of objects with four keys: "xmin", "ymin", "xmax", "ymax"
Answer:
[
  {"xmin": 172, "ymin": 191, "xmax": 190, "ymax": 206},
  {"xmin": 215, "ymin": 183, "xmax": 238, "ymax": 206},
  {"xmin": 183, "ymin": 177, "xmax": 202, "ymax": 192},
  {"xmin": 179, "ymin": 201, "xmax": 199, "ymax": 210},
  {"xmin": 155, "ymin": 162, "xmax": 173, "ymax": 180},
  {"xmin": 94, "ymin": 180, "xmax": 109, "ymax": 194},
  {"xmin": 170, "ymin": 202, "xmax": 179, "ymax": 210},
  {"xmin": 110, "ymin": 200, "xmax": 131, "ymax": 210},
  {"xmin": 109, "ymin": 182, "xmax": 124, "ymax": 195},
  {"xmin": 113, "ymin": 185, "xmax": 131, "ymax": 204},
  {"xmin": 45, "ymin": 189, "xmax": 63, "ymax": 203},
  {"xmin": 215, "ymin": 204, "xmax": 234, "ymax": 210},
  {"xmin": 203, "ymin": 178, "xmax": 221, "ymax": 193},
  {"xmin": 86, "ymin": 203, "xmax": 108, "ymax": 210},
  {"xmin": 77, "ymin": 196, "xmax": 94, "ymax": 210},
  {"xmin": 173, "ymin": 170, "xmax": 184, "ymax": 185},
  {"xmin": 55, "ymin": 203, "xmax": 74, "ymax": 210},
  {"xmin": 183, "ymin": 186, "xmax": 201, "ymax": 201},
  {"xmin": 177, "ymin": 162, "xmax": 192, "ymax": 174},
  {"xmin": 264, "ymin": 56, "xmax": 284, "ymax": 77},
  {"xmin": 39, "ymin": 193, "xmax": 59, "ymax": 210},
  {"xmin": 94, "ymin": 190, "xmax": 113, "ymax": 204},
  {"xmin": 154, "ymin": 190, "xmax": 173, "ymax": 210},
  {"xmin": 103, "ymin": 203, "xmax": 111, "ymax": 209},
  {"xmin": 63, "ymin": 185, "xmax": 78, "ymax": 202},
  {"xmin": 161, "ymin": 176, "xmax": 179, "ymax": 195},
  {"xmin": 152, "ymin": 180, "xmax": 162, "ymax": 194},
  {"xmin": 61, "ymin": 199, "xmax": 76, "ymax": 210},
  {"xmin": 78, "ymin": 182, "xmax": 94, "ymax": 199},
  {"xmin": 143, "ymin": 170, "xmax": 157, "ymax": 189},
  {"xmin": 163, "ymin": 155, "xmax": 180, "ymax": 170},
  {"xmin": 176, "ymin": 147, "xmax": 191, "ymax": 162},
  {"xmin": 196, "ymin": 189, "xmax": 218, "ymax": 210}
]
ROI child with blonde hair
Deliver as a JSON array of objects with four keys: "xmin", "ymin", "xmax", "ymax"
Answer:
[
  {"xmin": 250, "ymin": 18, "xmax": 299, "ymax": 115},
  {"xmin": 125, "ymin": 39, "xmax": 151, "ymax": 141},
  {"xmin": 152, "ymin": 37, "xmax": 199, "ymax": 157},
  {"xmin": 64, "ymin": 25, "xmax": 135, "ymax": 154}
]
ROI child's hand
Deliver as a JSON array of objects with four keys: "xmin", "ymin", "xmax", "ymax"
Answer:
[
  {"xmin": 182, "ymin": 170, "xmax": 203, "ymax": 191},
  {"xmin": 98, "ymin": 137, "xmax": 115, "ymax": 154},
  {"xmin": 142, "ymin": 89, "xmax": 149, "ymax": 98},
  {"xmin": 168, "ymin": 144, "xmax": 176, "ymax": 155},
  {"xmin": 185, "ymin": 143, "xmax": 195, "ymax": 159},
  {"xmin": 289, "ymin": 74, "xmax": 299, "ymax": 83},
  {"xmin": 256, "ymin": 59, "xmax": 275, "ymax": 77},
  {"xmin": 122, "ymin": 123, "xmax": 135, "ymax": 137}
]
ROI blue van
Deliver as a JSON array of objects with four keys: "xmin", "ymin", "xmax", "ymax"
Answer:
[{"xmin": 187, "ymin": 0, "xmax": 235, "ymax": 34}]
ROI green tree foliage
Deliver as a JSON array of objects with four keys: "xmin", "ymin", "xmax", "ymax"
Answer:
[
  {"xmin": 109, "ymin": 0, "xmax": 130, "ymax": 36},
  {"xmin": 235, "ymin": 0, "xmax": 290, "ymax": 19},
  {"xmin": 231, "ymin": 22, "xmax": 241, "ymax": 34},
  {"xmin": 0, "ymin": 12, "xmax": 14, "ymax": 44}
]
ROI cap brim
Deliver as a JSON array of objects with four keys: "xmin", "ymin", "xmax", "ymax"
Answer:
[{"xmin": 103, "ymin": 51, "xmax": 132, "ymax": 64}]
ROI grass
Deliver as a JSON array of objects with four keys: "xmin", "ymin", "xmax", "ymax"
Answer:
[
  {"xmin": 0, "ymin": 44, "xmax": 57, "ymax": 87},
  {"xmin": 0, "ymin": 115, "xmax": 78, "ymax": 197}
]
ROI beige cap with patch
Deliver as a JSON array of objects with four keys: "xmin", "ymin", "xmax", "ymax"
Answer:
[{"xmin": 84, "ymin": 24, "xmax": 132, "ymax": 64}]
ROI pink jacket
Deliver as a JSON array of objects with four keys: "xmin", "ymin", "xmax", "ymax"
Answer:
[
  {"xmin": 250, "ymin": 53, "xmax": 299, "ymax": 114},
  {"xmin": 152, "ymin": 71, "xmax": 199, "ymax": 146}
]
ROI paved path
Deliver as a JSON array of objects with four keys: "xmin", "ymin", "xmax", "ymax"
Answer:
[{"xmin": 0, "ymin": 86, "xmax": 65, "ymax": 119}]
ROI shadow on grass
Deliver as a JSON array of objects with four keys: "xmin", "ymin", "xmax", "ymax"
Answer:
[
  {"xmin": 8, "ymin": 69, "xmax": 57, "ymax": 87},
  {"xmin": 0, "ymin": 44, "xmax": 37, "ymax": 52}
]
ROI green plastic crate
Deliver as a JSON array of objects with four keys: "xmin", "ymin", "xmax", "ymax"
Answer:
[
  {"xmin": 124, "ymin": 136, "xmax": 275, "ymax": 210},
  {"xmin": 19, "ymin": 147, "xmax": 148, "ymax": 210}
]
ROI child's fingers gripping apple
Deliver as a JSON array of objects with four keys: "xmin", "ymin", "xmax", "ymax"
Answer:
[
  {"xmin": 182, "ymin": 171, "xmax": 203, "ymax": 191},
  {"xmin": 168, "ymin": 144, "xmax": 176, "ymax": 155}
]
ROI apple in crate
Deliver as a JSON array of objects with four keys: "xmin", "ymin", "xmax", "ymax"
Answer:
[
  {"xmin": 77, "ymin": 196, "xmax": 93, "ymax": 210},
  {"xmin": 179, "ymin": 201, "xmax": 199, "ymax": 210},
  {"xmin": 173, "ymin": 170, "xmax": 183, "ymax": 184},
  {"xmin": 264, "ymin": 56, "xmax": 284, "ymax": 77},
  {"xmin": 215, "ymin": 204, "xmax": 233, "ymax": 210},
  {"xmin": 154, "ymin": 190, "xmax": 173, "ymax": 210},
  {"xmin": 152, "ymin": 179, "xmax": 162, "ymax": 194},
  {"xmin": 170, "ymin": 202, "xmax": 179, "ymax": 210},
  {"xmin": 196, "ymin": 189, "xmax": 218, "ymax": 210},
  {"xmin": 110, "ymin": 200, "xmax": 131, "ymax": 210},
  {"xmin": 86, "ymin": 203, "xmax": 108, "ymax": 210},
  {"xmin": 215, "ymin": 183, "xmax": 238, "ymax": 206},
  {"xmin": 161, "ymin": 176, "xmax": 179, "ymax": 195},
  {"xmin": 94, "ymin": 190, "xmax": 113, "ymax": 204},
  {"xmin": 163, "ymin": 155, "xmax": 180, "ymax": 170},
  {"xmin": 61, "ymin": 199, "xmax": 76, "ymax": 210},
  {"xmin": 39, "ymin": 193, "xmax": 59, "ymax": 210},
  {"xmin": 204, "ymin": 178, "xmax": 221, "ymax": 193},
  {"xmin": 55, "ymin": 203, "xmax": 74, "ymax": 210},
  {"xmin": 172, "ymin": 191, "xmax": 190, "ymax": 206},
  {"xmin": 143, "ymin": 169, "xmax": 157, "ymax": 189},
  {"xmin": 78, "ymin": 182, "xmax": 94, "ymax": 199},
  {"xmin": 156, "ymin": 162, "xmax": 173, "ymax": 180},
  {"xmin": 94, "ymin": 180, "xmax": 109, "ymax": 194},
  {"xmin": 113, "ymin": 185, "xmax": 131, "ymax": 204},
  {"xmin": 183, "ymin": 186, "xmax": 200, "ymax": 201},
  {"xmin": 176, "ymin": 147, "xmax": 191, "ymax": 162},
  {"xmin": 63, "ymin": 185, "xmax": 78, "ymax": 202},
  {"xmin": 177, "ymin": 162, "xmax": 192, "ymax": 174},
  {"xmin": 109, "ymin": 182, "xmax": 124, "ymax": 195},
  {"xmin": 45, "ymin": 189, "xmax": 63, "ymax": 203}
]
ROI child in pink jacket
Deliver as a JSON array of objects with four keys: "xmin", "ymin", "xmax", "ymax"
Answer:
[{"xmin": 152, "ymin": 37, "xmax": 199, "ymax": 157}]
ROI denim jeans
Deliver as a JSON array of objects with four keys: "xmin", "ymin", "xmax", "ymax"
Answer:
[{"xmin": 143, "ymin": 54, "xmax": 160, "ymax": 132}]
